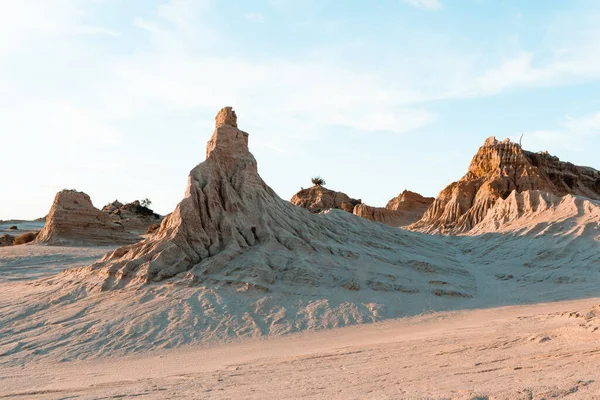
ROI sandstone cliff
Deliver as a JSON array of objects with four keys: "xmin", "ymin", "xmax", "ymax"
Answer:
[
  {"xmin": 411, "ymin": 136, "xmax": 600, "ymax": 234},
  {"xmin": 36, "ymin": 190, "xmax": 140, "ymax": 245},
  {"xmin": 102, "ymin": 200, "xmax": 162, "ymax": 233},
  {"xmin": 290, "ymin": 184, "xmax": 432, "ymax": 227},
  {"xmin": 290, "ymin": 185, "xmax": 361, "ymax": 213},
  {"xmin": 353, "ymin": 190, "xmax": 434, "ymax": 228}
]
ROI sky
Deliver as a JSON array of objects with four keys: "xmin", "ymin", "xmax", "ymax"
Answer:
[{"xmin": 2, "ymin": 0, "xmax": 600, "ymax": 220}]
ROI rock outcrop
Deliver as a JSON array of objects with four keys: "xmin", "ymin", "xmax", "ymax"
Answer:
[
  {"xmin": 36, "ymin": 190, "xmax": 140, "ymax": 245},
  {"xmin": 102, "ymin": 200, "xmax": 162, "ymax": 233},
  {"xmin": 11, "ymin": 109, "xmax": 600, "ymax": 362},
  {"xmin": 353, "ymin": 190, "xmax": 434, "ymax": 227},
  {"xmin": 290, "ymin": 185, "xmax": 361, "ymax": 213},
  {"xmin": 467, "ymin": 190, "xmax": 600, "ymax": 235},
  {"xmin": 0, "ymin": 234, "xmax": 14, "ymax": 247},
  {"xmin": 79, "ymin": 107, "xmax": 469, "ymax": 295},
  {"xmin": 411, "ymin": 137, "xmax": 600, "ymax": 234},
  {"xmin": 291, "ymin": 184, "xmax": 432, "ymax": 228}
]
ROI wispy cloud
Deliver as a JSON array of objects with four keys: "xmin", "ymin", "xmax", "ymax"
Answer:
[
  {"xmin": 0, "ymin": 0, "xmax": 119, "ymax": 53},
  {"xmin": 401, "ymin": 0, "xmax": 443, "ymax": 11},
  {"xmin": 245, "ymin": 12, "xmax": 265, "ymax": 23},
  {"xmin": 73, "ymin": 25, "xmax": 121, "ymax": 37},
  {"xmin": 517, "ymin": 111, "xmax": 600, "ymax": 154},
  {"xmin": 4, "ymin": 0, "xmax": 600, "ymax": 218}
]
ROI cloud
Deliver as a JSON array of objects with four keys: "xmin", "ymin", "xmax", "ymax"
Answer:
[
  {"xmin": 73, "ymin": 25, "xmax": 121, "ymax": 36},
  {"xmin": 401, "ymin": 0, "xmax": 442, "ymax": 11},
  {"xmin": 105, "ymin": 1, "xmax": 437, "ymax": 138},
  {"xmin": 0, "ymin": 0, "xmax": 119, "ymax": 53},
  {"xmin": 564, "ymin": 112, "xmax": 600, "ymax": 136},
  {"xmin": 475, "ymin": 52, "xmax": 600, "ymax": 96},
  {"xmin": 245, "ymin": 12, "xmax": 265, "ymax": 23},
  {"xmin": 4, "ymin": 0, "xmax": 600, "ymax": 218},
  {"xmin": 517, "ymin": 112, "xmax": 600, "ymax": 154}
]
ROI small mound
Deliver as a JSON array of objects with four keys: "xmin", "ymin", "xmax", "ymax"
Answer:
[
  {"xmin": 0, "ymin": 234, "xmax": 15, "ymax": 247},
  {"xmin": 102, "ymin": 200, "xmax": 162, "ymax": 233},
  {"xmin": 353, "ymin": 190, "xmax": 434, "ymax": 227},
  {"xmin": 36, "ymin": 190, "xmax": 140, "ymax": 246},
  {"xmin": 13, "ymin": 231, "xmax": 39, "ymax": 245},
  {"xmin": 291, "ymin": 185, "xmax": 361, "ymax": 213}
]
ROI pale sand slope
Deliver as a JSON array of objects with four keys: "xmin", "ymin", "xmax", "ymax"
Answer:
[
  {"xmin": 1, "ymin": 297, "xmax": 599, "ymax": 399},
  {"xmin": 1, "ymin": 207, "xmax": 600, "ymax": 368},
  {"xmin": 2, "ymin": 195, "xmax": 600, "ymax": 366},
  {"xmin": 0, "ymin": 244, "xmax": 118, "ymax": 282}
]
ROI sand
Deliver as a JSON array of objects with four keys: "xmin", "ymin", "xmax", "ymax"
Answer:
[
  {"xmin": 1, "ymin": 210, "xmax": 599, "ymax": 367},
  {"xmin": 1, "ymin": 297, "xmax": 599, "ymax": 399},
  {"xmin": 1, "ymin": 227, "xmax": 599, "ymax": 399}
]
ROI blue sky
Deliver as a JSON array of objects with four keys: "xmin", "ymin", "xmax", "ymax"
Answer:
[{"xmin": 2, "ymin": 0, "xmax": 600, "ymax": 219}]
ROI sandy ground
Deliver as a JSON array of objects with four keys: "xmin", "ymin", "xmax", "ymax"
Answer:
[
  {"xmin": 0, "ymin": 244, "xmax": 116, "ymax": 282},
  {"xmin": 0, "ymin": 221, "xmax": 44, "ymax": 236},
  {"xmin": 1, "ymin": 197, "xmax": 600, "ymax": 399},
  {"xmin": 1, "ymin": 297, "xmax": 599, "ymax": 399}
]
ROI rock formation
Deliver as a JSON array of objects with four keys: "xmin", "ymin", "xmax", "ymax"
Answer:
[
  {"xmin": 411, "ymin": 136, "xmax": 600, "ymax": 234},
  {"xmin": 353, "ymin": 190, "xmax": 434, "ymax": 227},
  {"xmin": 0, "ymin": 234, "xmax": 14, "ymax": 247},
  {"xmin": 102, "ymin": 200, "xmax": 162, "ymax": 233},
  {"xmin": 291, "ymin": 184, "xmax": 432, "ymax": 228},
  {"xmin": 467, "ymin": 190, "xmax": 600, "ymax": 235},
  {"xmin": 10, "ymin": 109, "xmax": 600, "ymax": 362},
  {"xmin": 36, "ymin": 190, "xmax": 140, "ymax": 245},
  {"xmin": 79, "ymin": 107, "xmax": 470, "ymax": 296},
  {"xmin": 290, "ymin": 185, "xmax": 361, "ymax": 213}
]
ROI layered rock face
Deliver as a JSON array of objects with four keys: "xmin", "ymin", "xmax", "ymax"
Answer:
[
  {"xmin": 290, "ymin": 184, "xmax": 432, "ymax": 228},
  {"xmin": 36, "ymin": 190, "xmax": 140, "ymax": 245},
  {"xmin": 354, "ymin": 190, "xmax": 434, "ymax": 228},
  {"xmin": 411, "ymin": 137, "xmax": 600, "ymax": 234},
  {"xmin": 290, "ymin": 185, "xmax": 361, "ymax": 213},
  {"xmin": 468, "ymin": 190, "xmax": 600, "ymax": 235},
  {"xmin": 102, "ymin": 200, "xmax": 162, "ymax": 233}
]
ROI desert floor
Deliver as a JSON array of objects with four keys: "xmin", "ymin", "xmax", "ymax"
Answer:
[{"xmin": 2, "ymin": 296, "xmax": 599, "ymax": 399}]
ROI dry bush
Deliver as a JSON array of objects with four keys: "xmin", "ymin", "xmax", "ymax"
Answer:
[
  {"xmin": 13, "ymin": 231, "xmax": 39, "ymax": 245},
  {"xmin": 311, "ymin": 176, "xmax": 326, "ymax": 186}
]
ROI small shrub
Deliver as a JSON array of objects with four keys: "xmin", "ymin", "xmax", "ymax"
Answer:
[
  {"xmin": 13, "ymin": 231, "xmax": 39, "ymax": 245},
  {"xmin": 311, "ymin": 176, "xmax": 326, "ymax": 186},
  {"xmin": 146, "ymin": 223, "xmax": 160, "ymax": 235},
  {"xmin": 140, "ymin": 198, "xmax": 152, "ymax": 208}
]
